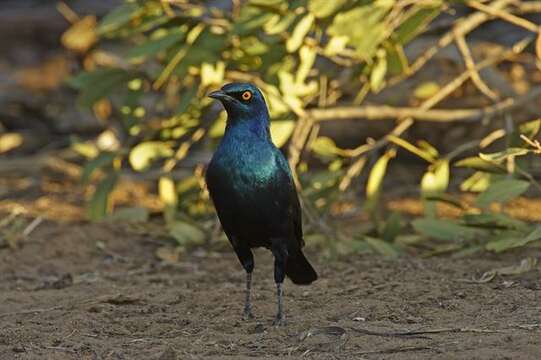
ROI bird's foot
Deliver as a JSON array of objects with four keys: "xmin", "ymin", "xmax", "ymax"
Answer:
[
  {"xmin": 242, "ymin": 307, "xmax": 254, "ymax": 320},
  {"xmin": 272, "ymin": 314, "xmax": 287, "ymax": 327}
]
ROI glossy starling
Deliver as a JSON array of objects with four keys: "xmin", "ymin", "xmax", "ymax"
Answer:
[{"xmin": 206, "ymin": 82, "xmax": 317, "ymax": 326}]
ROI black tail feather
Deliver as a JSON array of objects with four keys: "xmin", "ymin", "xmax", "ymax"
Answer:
[{"xmin": 285, "ymin": 251, "xmax": 318, "ymax": 285}]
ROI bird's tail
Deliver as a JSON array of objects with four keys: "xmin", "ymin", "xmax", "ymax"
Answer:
[{"xmin": 285, "ymin": 251, "xmax": 318, "ymax": 285}]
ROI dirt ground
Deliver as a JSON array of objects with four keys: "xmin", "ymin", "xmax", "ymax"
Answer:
[{"xmin": 1, "ymin": 216, "xmax": 540, "ymax": 360}]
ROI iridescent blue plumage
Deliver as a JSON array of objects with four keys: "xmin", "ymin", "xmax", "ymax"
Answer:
[{"xmin": 205, "ymin": 82, "xmax": 317, "ymax": 325}]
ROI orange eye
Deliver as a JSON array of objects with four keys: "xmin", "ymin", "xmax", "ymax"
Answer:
[{"xmin": 241, "ymin": 91, "xmax": 252, "ymax": 101}]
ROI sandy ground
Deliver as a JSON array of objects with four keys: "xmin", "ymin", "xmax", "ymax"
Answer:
[{"xmin": 1, "ymin": 219, "xmax": 540, "ymax": 360}]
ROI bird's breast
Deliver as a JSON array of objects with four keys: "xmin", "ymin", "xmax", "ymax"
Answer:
[{"xmin": 209, "ymin": 137, "xmax": 278, "ymax": 194}]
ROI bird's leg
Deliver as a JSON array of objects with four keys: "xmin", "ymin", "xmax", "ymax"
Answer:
[
  {"xmin": 271, "ymin": 239, "xmax": 287, "ymax": 326},
  {"xmin": 273, "ymin": 282, "xmax": 286, "ymax": 326},
  {"xmin": 243, "ymin": 271, "xmax": 254, "ymax": 320},
  {"xmin": 233, "ymin": 245, "xmax": 255, "ymax": 320}
]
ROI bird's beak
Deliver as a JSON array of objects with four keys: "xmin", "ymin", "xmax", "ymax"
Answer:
[{"xmin": 208, "ymin": 90, "xmax": 229, "ymax": 101}]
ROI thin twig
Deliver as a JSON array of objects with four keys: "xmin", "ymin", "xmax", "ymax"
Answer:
[
  {"xmin": 453, "ymin": 30, "xmax": 499, "ymax": 101},
  {"xmin": 0, "ymin": 306, "xmax": 63, "ymax": 318},
  {"xmin": 387, "ymin": 0, "xmax": 515, "ymax": 87},
  {"xmin": 352, "ymin": 326, "xmax": 503, "ymax": 337},
  {"xmin": 468, "ymin": 1, "xmax": 540, "ymax": 33}
]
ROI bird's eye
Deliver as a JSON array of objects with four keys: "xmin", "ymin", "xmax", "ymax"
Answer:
[{"xmin": 241, "ymin": 91, "xmax": 252, "ymax": 101}]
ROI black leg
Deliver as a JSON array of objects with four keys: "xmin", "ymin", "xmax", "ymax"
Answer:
[
  {"xmin": 243, "ymin": 271, "xmax": 254, "ymax": 320},
  {"xmin": 271, "ymin": 239, "xmax": 287, "ymax": 326},
  {"xmin": 272, "ymin": 282, "xmax": 286, "ymax": 326},
  {"xmin": 233, "ymin": 245, "xmax": 255, "ymax": 320}
]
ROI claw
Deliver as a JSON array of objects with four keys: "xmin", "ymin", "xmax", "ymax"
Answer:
[
  {"xmin": 242, "ymin": 308, "xmax": 254, "ymax": 320},
  {"xmin": 272, "ymin": 314, "xmax": 287, "ymax": 326}
]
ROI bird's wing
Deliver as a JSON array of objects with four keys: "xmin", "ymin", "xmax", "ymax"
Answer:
[
  {"xmin": 273, "ymin": 150, "xmax": 305, "ymax": 248},
  {"xmin": 205, "ymin": 161, "xmax": 240, "ymax": 243}
]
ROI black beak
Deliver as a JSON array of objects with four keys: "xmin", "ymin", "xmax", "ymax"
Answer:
[{"xmin": 208, "ymin": 90, "xmax": 229, "ymax": 100}]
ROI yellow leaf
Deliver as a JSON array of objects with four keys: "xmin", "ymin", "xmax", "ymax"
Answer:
[
  {"xmin": 129, "ymin": 141, "xmax": 174, "ymax": 172},
  {"xmin": 286, "ymin": 14, "xmax": 314, "ymax": 53},
  {"xmin": 270, "ymin": 120, "xmax": 295, "ymax": 147},
  {"xmin": 414, "ymin": 81, "xmax": 440, "ymax": 99},
  {"xmin": 366, "ymin": 149, "xmax": 395, "ymax": 200},
  {"xmin": 201, "ymin": 61, "xmax": 225, "ymax": 87},
  {"xmin": 324, "ymin": 36, "xmax": 349, "ymax": 57},
  {"xmin": 61, "ymin": 16, "xmax": 97, "ymax": 53},
  {"xmin": 370, "ymin": 50, "xmax": 387, "ymax": 92},
  {"xmin": 310, "ymin": 136, "xmax": 338, "ymax": 157},
  {"xmin": 296, "ymin": 46, "xmax": 317, "ymax": 84},
  {"xmin": 159, "ymin": 176, "xmax": 177, "ymax": 206},
  {"xmin": 421, "ymin": 159, "xmax": 449, "ymax": 196},
  {"xmin": 0, "ymin": 133, "xmax": 23, "ymax": 154}
]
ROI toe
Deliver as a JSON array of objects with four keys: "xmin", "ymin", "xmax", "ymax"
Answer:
[
  {"xmin": 272, "ymin": 316, "xmax": 287, "ymax": 326},
  {"xmin": 242, "ymin": 310, "xmax": 254, "ymax": 320}
]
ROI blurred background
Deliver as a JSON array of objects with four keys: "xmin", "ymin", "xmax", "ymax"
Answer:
[
  {"xmin": 2, "ymin": 1, "xmax": 541, "ymax": 358},
  {"xmin": 1, "ymin": 0, "xmax": 541, "ymax": 257}
]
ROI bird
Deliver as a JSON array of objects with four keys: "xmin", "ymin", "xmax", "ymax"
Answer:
[{"xmin": 205, "ymin": 82, "xmax": 317, "ymax": 326}]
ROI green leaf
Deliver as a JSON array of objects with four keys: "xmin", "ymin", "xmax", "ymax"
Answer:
[
  {"xmin": 308, "ymin": 0, "xmax": 348, "ymax": 18},
  {"xmin": 486, "ymin": 226, "xmax": 541, "ymax": 252},
  {"xmin": 234, "ymin": 7, "xmax": 274, "ymax": 35},
  {"xmin": 81, "ymin": 152, "xmax": 116, "ymax": 184},
  {"xmin": 385, "ymin": 42, "xmax": 408, "ymax": 75},
  {"xmin": 412, "ymin": 218, "xmax": 486, "ymax": 241},
  {"xmin": 129, "ymin": 141, "xmax": 174, "ymax": 172},
  {"xmin": 365, "ymin": 236, "xmax": 399, "ymax": 257},
  {"xmin": 249, "ymin": 0, "xmax": 288, "ymax": 12},
  {"xmin": 176, "ymin": 86, "xmax": 198, "ymax": 114},
  {"xmin": 270, "ymin": 120, "xmax": 295, "ymax": 147},
  {"xmin": 475, "ymin": 179, "xmax": 530, "ymax": 208},
  {"xmin": 168, "ymin": 220, "xmax": 206, "ymax": 246},
  {"xmin": 98, "ymin": 3, "xmax": 142, "ymax": 35},
  {"xmin": 286, "ymin": 14, "xmax": 314, "ymax": 53},
  {"xmin": 109, "ymin": 207, "xmax": 149, "ymax": 223},
  {"xmin": 519, "ymin": 119, "xmax": 541, "ymax": 138},
  {"xmin": 395, "ymin": 5, "xmax": 441, "ymax": 45},
  {"xmin": 328, "ymin": 5, "xmax": 390, "ymax": 60},
  {"xmin": 463, "ymin": 213, "xmax": 527, "ymax": 230},
  {"xmin": 68, "ymin": 68, "xmax": 132, "ymax": 107},
  {"xmin": 423, "ymin": 193, "xmax": 464, "ymax": 209},
  {"xmin": 454, "ymin": 156, "xmax": 506, "ymax": 173},
  {"xmin": 264, "ymin": 13, "xmax": 296, "ymax": 35},
  {"xmin": 479, "ymin": 148, "xmax": 530, "ymax": 162},
  {"xmin": 382, "ymin": 212, "xmax": 402, "ymax": 242},
  {"xmin": 128, "ymin": 28, "xmax": 185, "ymax": 59},
  {"xmin": 87, "ymin": 173, "xmax": 118, "ymax": 221}
]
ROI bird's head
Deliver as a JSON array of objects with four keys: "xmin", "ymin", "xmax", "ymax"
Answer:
[{"xmin": 208, "ymin": 82, "xmax": 269, "ymax": 122}]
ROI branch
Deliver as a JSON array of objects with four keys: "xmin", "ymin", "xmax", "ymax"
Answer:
[
  {"xmin": 387, "ymin": 0, "xmax": 515, "ymax": 87},
  {"xmin": 468, "ymin": 1, "xmax": 540, "ymax": 33},
  {"xmin": 307, "ymin": 86, "xmax": 541, "ymax": 123},
  {"xmin": 453, "ymin": 30, "xmax": 499, "ymax": 101},
  {"xmin": 336, "ymin": 35, "xmax": 534, "ymax": 190}
]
